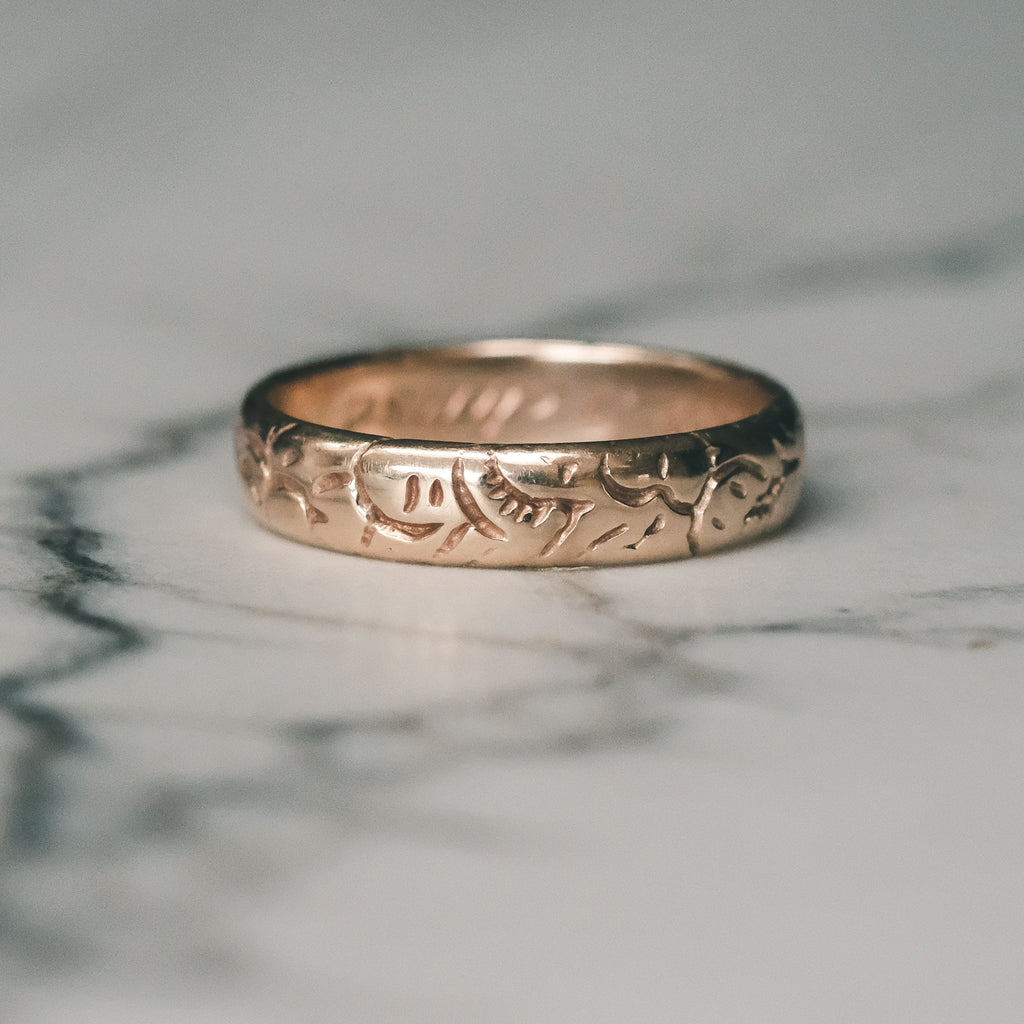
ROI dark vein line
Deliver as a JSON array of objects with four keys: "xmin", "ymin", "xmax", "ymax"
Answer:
[
  {"xmin": 0, "ymin": 409, "xmax": 232, "ymax": 856},
  {"xmin": 521, "ymin": 212, "xmax": 1024, "ymax": 337}
]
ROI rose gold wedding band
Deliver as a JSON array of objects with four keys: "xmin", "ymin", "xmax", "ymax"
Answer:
[{"xmin": 236, "ymin": 339, "xmax": 804, "ymax": 568}]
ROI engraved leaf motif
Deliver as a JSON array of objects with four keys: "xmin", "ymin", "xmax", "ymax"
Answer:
[
  {"xmin": 313, "ymin": 471, "xmax": 354, "ymax": 494},
  {"xmin": 436, "ymin": 522, "xmax": 473, "ymax": 555},
  {"xmin": 481, "ymin": 458, "xmax": 594, "ymax": 557},
  {"xmin": 306, "ymin": 505, "xmax": 329, "ymax": 526},
  {"xmin": 265, "ymin": 422, "xmax": 298, "ymax": 447},
  {"xmin": 558, "ymin": 460, "xmax": 579, "ymax": 485},
  {"xmin": 626, "ymin": 514, "xmax": 666, "ymax": 551},
  {"xmin": 587, "ymin": 523, "xmax": 629, "ymax": 551}
]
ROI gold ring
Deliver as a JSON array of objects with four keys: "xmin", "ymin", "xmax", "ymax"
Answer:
[{"xmin": 236, "ymin": 339, "xmax": 804, "ymax": 568}]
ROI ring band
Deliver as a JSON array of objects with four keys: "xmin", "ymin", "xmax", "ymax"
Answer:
[{"xmin": 236, "ymin": 339, "xmax": 804, "ymax": 568}]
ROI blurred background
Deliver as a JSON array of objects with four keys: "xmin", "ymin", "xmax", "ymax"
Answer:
[
  {"xmin": 3, "ymin": 2, "xmax": 1024, "ymax": 1022},
  {"xmin": 5, "ymin": 0, "xmax": 1023, "ymax": 464}
]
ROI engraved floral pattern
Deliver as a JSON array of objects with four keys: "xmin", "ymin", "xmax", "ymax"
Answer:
[
  {"xmin": 236, "ymin": 423, "xmax": 330, "ymax": 526},
  {"xmin": 480, "ymin": 458, "xmax": 595, "ymax": 557},
  {"xmin": 239, "ymin": 422, "xmax": 801, "ymax": 562},
  {"xmin": 598, "ymin": 439, "xmax": 801, "ymax": 555}
]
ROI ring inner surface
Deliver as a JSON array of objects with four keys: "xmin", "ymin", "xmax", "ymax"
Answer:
[{"xmin": 268, "ymin": 347, "xmax": 771, "ymax": 444}]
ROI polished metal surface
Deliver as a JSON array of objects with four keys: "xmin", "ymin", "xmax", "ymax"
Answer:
[{"xmin": 237, "ymin": 340, "xmax": 804, "ymax": 567}]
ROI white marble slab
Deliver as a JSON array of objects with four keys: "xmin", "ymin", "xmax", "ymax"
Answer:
[{"xmin": 3, "ymin": 2, "xmax": 1024, "ymax": 1021}]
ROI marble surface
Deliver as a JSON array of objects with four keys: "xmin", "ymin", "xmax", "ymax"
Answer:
[{"xmin": 3, "ymin": 2, "xmax": 1024, "ymax": 1021}]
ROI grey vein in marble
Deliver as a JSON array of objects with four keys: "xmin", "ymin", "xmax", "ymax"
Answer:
[{"xmin": 4, "ymin": 2, "xmax": 1024, "ymax": 1020}]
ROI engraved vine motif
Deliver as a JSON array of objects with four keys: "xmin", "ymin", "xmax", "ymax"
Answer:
[
  {"xmin": 480, "ymin": 458, "xmax": 595, "ymax": 557},
  {"xmin": 348, "ymin": 450, "xmax": 596, "ymax": 558},
  {"xmin": 597, "ymin": 452, "xmax": 695, "ymax": 515},
  {"xmin": 237, "ymin": 423, "xmax": 333, "ymax": 527},
  {"xmin": 598, "ymin": 439, "xmax": 801, "ymax": 555},
  {"xmin": 242, "ymin": 423, "xmax": 800, "ymax": 560}
]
